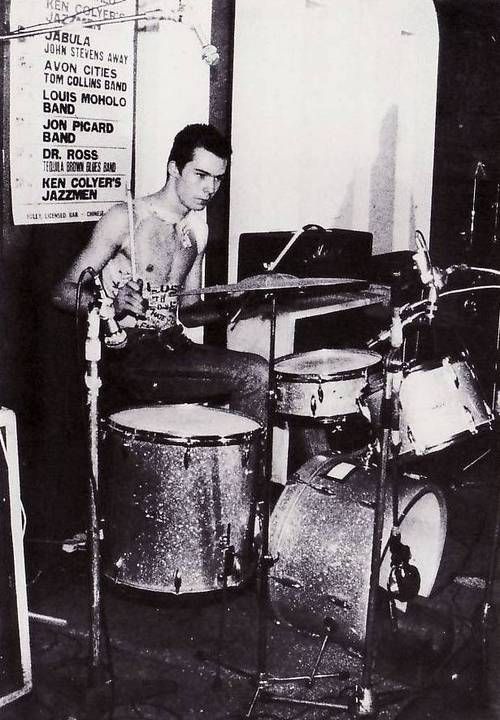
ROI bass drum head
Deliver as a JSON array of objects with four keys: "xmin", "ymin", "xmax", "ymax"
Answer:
[{"xmin": 269, "ymin": 456, "xmax": 447, "ymax": 648}]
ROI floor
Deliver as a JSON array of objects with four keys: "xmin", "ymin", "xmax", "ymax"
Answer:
[{"xmin": 3, "ymin": 431, "xmax": 500, "ymax": 720}]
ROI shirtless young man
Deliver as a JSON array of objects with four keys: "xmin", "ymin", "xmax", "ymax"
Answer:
[{"xmin": 53, "ymin": 123, "xmax": 268, "ymax": 424}]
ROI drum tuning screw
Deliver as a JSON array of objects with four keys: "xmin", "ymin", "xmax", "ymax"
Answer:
[
  {"xmin": 231, "ymin": 556, "xmax": 241, "ymax": 581},
  {"xmin": 353, "ymin": 685, "xmax": 376, "ymax": 717},
  {"xmin": 323, "ymin": 616, "xmax": 336, "ymax": 634},
  {"xmin": 242, "ymin": 442, "xmax": 250, "ymax": 468}
]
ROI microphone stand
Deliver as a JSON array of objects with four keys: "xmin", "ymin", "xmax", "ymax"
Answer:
[
  {"xmin": 468, "ymin": 162, "xmax": 486, "ymax": 254},
  {"xmin": 262, "ymin": 223, "xmax": 326, "ymax": 273},
  {"xmin": 84, "ymin": 301, "xmax": 112, "ymax": 718}
]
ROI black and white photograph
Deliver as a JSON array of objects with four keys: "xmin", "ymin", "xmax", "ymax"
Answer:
[{"xmin": 1, "ymin": 1, "xmax": 500, "ymax": 718}]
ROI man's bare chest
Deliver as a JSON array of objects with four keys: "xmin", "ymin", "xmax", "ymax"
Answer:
[{"xmin": 128, "ymin": 218, "xmax": 197, "ymax": 285}]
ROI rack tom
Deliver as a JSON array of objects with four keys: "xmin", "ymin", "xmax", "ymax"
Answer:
[
  {"xmin": 360, "ymin": 354, "xmax": 494, "ymax": 456},
  {"xmin": 274, "ymin": 348, "xmax": 381, "ymax": 421}
]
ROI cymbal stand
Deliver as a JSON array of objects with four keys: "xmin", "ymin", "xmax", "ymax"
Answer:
[
  {"xmin": 247, "ymin": 291, "xmax": 349, "ymax": 717},
  {"xmin": 247, "ymin": 291, "xmax": 277, "ymax": 715},
  {"xmin": 246, "ymin": 291, "xmax": 344, "ymax": 714},
  {"xmin": 246, "ymin": 298, "xmax": 407, "ymax": 718},
  {"xmin": 478, "ymin": 447, "xmax": 500, "ymax": 697},
  {"xmin": 468, "ymin": 161, "xmax": 486, "ymax": 253}
]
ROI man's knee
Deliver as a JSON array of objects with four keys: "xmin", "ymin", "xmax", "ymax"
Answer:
[{"xmin": 242, "ymin": 352, "xmax": 268, "ymax": 389}]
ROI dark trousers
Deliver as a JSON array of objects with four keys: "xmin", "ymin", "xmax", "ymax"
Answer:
[{"xmin": 101, "ymin": 329, "xmax": 269, "ymax": 425}]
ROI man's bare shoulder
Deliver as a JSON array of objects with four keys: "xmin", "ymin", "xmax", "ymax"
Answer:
[
  {"xmin": 186, "ymin": 211, "xmax": 208, "ymax": 253},
  {"xmin": 92, "ymin": 201, "xmax": 129, "ymax": 247}
]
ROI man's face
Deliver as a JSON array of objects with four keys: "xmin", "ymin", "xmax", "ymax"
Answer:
[{"xmin": 170, "ymin": 147, "xmax": 227, "ymax": 212}]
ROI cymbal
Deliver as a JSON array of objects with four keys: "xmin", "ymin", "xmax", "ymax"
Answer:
[{"xmin": 179, "ymin": 273, "xmax": 366, "ymax": 296}]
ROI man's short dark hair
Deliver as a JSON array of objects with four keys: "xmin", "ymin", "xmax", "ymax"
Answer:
[{"xmin": 168, "ymin": 123, "xmax": 232, "ymax": 172}]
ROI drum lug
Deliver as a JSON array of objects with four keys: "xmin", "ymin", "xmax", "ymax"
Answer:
[
  {"xmin": 110, "ymin": 555, "xmax": 127, "ymax": 583},
  {"xmin": 100, "ymin": 420, "xmax": 108, "ymax": 440},
  {"xmin": 323, "ymin": 594, "xmax": 351, "ymax": 610},
  {"xmin": 463, "ymin": 405, "xmax": 478, "ymax": 433},
  {"xmin": 183, "ymin": 446, "xmax": 191, "ymax": 469},
  {"xmin": 317, "ymin": 382, "xmax": 324, "ymax": 404},
  {"xmin": 443, "ymin": 357, "xmax": 460, "ymax": 388},
  {"xmin": 357, "ymin": 397, "xmax": 371, "ymax": 423},
  {"xmin": 173, "ymin": 568, "xmax": 182, "ymax": 594},
  {"xmin": 270, "ymin": 572, "xmax": 302, "ymax": 590},
  {"xmin": 242, "ymin": 440, "xmax": 250, "ymax": 468},
  {"xmin": 232, "ymin": 555, "xmax": 242, "ymax": 581},
  {"xmin": 121, "ymin": 431, "xmax": 133, "ymax": 448},
  {"xmin": 310, "ymin": 395, "xmax": 317, "ymax": 417}
]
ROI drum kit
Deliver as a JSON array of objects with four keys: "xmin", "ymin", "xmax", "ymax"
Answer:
[{"xmin": 83, "ymin": 260, "xmax": 500, "ymax": 718}]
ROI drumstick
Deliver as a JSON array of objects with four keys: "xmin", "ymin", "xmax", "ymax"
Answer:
[{"xmin": 126, "ymin": 184, "xmax": 137, "ymax": 282}]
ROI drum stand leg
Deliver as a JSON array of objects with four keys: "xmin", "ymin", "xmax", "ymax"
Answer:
[
  {"xmin": 213, "ymin": 525, "xmax": 236, "ymax": 688},
  {"xmin": 478, "ymin": 436, "xmax": 500, "ymax": 697},
  {"xmin": 246, "ymin": 294, "xmax": 355, "ymax": 718}
]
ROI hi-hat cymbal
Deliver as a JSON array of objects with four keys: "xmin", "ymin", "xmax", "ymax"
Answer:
[{"xmin": 179, "ymin": 273, "xmax": 366, "ymax": 296}]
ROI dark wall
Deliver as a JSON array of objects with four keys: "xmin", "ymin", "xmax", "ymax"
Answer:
[
  {"xmin": 431, "ymin": 0, "xmax": 500, "ymax": 266},
  {"xmin": 0, "ymin": 219, "xmax": 93, "ymax": 537},
  {"xmin": 430, "ymin": 0, "xmax": 500, "ymax": 402}
]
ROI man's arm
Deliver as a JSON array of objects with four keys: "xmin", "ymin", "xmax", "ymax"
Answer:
[{"xmin": 52, "ymin": 203, "xmax": 130, "ymax": 315}]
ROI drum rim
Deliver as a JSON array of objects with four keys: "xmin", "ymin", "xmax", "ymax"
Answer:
[
  {"xmin": 403, "ymin": 353, "xmax": 470, "ymax": 376},
  {"xmin": 269, "ymin": 461, "xmax": 448, "ymax": 643},
  {"xmin": 400, "ymin": 420, "xmax": 493, "ymax": 457},
  {"xmin": 106, "ymin": 403, "xmax": 264, "ymax": 446},
  {"xmin": 274, "ymin": 348, "xmax": 382, "ymax": 382}
]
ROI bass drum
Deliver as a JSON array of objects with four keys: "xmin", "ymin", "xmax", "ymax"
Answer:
[
  {"xmin": 102, "ymin": 404, "xmax": 263, "ymax": 595},
  {"xmin": 269, "ymin": 455, "xmax": 447, "ymax": 648}
]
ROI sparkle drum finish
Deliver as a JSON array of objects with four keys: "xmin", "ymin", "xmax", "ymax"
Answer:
[
  {"xmin": 274, "ymin": 349, "xmax": 382, "ymax": 421},
  {"xmin": 102, "ymin": 405, "xmax": 263, "ymax": 594},
  {"xmin": 360, "ymin": 355, "xmax": 494, "ymax": 456},
  {"xmin": 269, "ymin": 455, "xmax": 447, "ymax": 648}
]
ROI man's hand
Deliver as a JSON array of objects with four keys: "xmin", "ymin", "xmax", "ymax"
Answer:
[{"xmin": 113, "ymin": 279, "xmax": 146, "ymax": 319}]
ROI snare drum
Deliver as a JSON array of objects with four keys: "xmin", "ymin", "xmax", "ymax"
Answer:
[
  {"xmin": 269, "ymin": 455, "xmax": 447, "ymax": 647},
  {"xmin": 102, "ymin": 404, "xmax": 263, "ymax": 594},
  {"xmin": 360, "ymin": 355, "xmax": 493, "ymax": 456},
  {"xmin": 274, "ymin": 348, "xmax": 382, "ymax": 421}
]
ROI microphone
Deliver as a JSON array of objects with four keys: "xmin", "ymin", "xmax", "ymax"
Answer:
[
  {"xmin": 200, "ymin": 40, "xmax": 220, "ymax": 67},
  {"xmin": 91, "ymin": 272, "xmax": 128, "ymax": 350},
  {"xmin": 388, "ymin": 530, "xmax": 421, "ymax": 602},
  {"xmin": 138, "ymin": 5, "xmax": 220, "ymax": 66},
  {"xmin": 413, "ymin": 231, "xmax": 444, "ymax": 321},
  {"xmin": 413, "ymin": 233, "xmax": 435, "ymax": 288},
  {"xmin": 475, "ymin": 161, "xmax": 487, "ymax": 179},
  {"xmin": 187, "ymin": 15, "xmax": 220, "ymax": 66}
]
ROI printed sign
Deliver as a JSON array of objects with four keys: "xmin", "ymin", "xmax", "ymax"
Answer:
[{"xmin": 9, "ymin": 0, "xmax": 135, "ymax": 225}]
